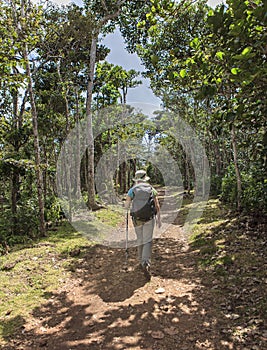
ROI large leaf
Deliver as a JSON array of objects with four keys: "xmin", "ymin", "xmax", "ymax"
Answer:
[
  {"xmin": 231, "ymin": 67, "xmax": 241, "ymax": 75},
  {"xmin": 179, "ymin": 69, "xmax": 187, "ymax": 78},
  {"xmin": 216, "ymin": 51, "xmax": 225, "ymax": 60}
]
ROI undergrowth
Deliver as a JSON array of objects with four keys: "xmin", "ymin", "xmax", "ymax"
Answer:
[
  {"xmin": 189, "ymin": 198, "xmax": 267, "ymax": 329},
  {"xmin": 0, "ymin": 222, "xmax": 93, "ymax": 343},
  {"xmin": 0, "ymin": 204, "xmax": 125, "ymax": 344}
]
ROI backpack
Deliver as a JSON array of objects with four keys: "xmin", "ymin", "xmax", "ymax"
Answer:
[{"xmin": 130, "ymin": 183, "xmax": 157, "ymax": 221}]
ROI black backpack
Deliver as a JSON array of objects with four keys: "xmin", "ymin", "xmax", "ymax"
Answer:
[{"xmin": 130, "ymin": 183, "xmax": 157, "ymax": 221}]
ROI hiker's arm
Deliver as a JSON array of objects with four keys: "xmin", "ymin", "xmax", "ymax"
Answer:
[
  {"xmin": 125, "ymin": 195, "xmax": 131, "ymax": 210},
  {"xmin": 154, "ymin": 196, "xmax": 161, "ymax": 227}
]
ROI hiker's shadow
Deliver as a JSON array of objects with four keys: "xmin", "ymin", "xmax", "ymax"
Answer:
[{"xmin": 79, "ymin": 244, "xmax": 147, "ymax": 303}]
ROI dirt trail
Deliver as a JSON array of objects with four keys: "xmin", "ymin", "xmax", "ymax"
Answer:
[{"xmin": 2, "ymin": 190, "xmax": 266, "ymax": 350}]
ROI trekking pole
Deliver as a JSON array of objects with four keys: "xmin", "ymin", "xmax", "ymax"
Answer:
[{"xmin": 125, "ymin": 209, "xmax": 129, "ymax": 270}]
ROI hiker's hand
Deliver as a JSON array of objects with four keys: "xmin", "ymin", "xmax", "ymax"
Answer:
[{"xmin": 125, "ymin": 196, "xmax": 131, "ymax": 210}]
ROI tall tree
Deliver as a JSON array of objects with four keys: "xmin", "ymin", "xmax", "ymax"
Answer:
[
  {"xmin": 0, "ymin": 0, "xmax": 47, "ymax": 236},
  {"xmin": 83, "ymin": 0, "xmax": 126, "ymax": 209},
  {"xmin": 13, "ymin": 0, "xmax": 46, "ymax": 235},
  {"xmin": 94, "ymin": 61, "xmax": 141, "ymax": 107}
]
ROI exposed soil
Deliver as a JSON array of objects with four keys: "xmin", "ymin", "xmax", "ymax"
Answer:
[{"xmin": 1, "ymin": 190, "xmax": 266, "ymax": 350}]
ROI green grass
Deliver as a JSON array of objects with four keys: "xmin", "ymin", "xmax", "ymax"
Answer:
[
  {"xmin": 188, "ymin": 199, "xmax": 233, "ymax": 269},
  {"xmin": 188, "ymin": 197, "xmax": 267, "ymax": 323},
  {"xmin": 0, "ymin": 205, "xmax": 125, "ymax": 344},
  {"xmin": 1, "ymin": 200, "xmax": 266, "ymax": 344},
  {"xmin": 94, "ymin": 205, "xmax": 125, "ymax": 226},
  {"xmin": 0, "ymin": 224, "xmax": 92, "ymax": 343}
]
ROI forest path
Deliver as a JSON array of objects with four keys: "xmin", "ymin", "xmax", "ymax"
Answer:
[{"xmin": 3, "ymin": 189, "xmax": 266, "ymax": 350}]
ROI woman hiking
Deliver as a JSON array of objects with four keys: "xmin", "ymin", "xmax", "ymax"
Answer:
[{"xmin": 125, "ymin": 169, "xmax": 161, "ymax": 279}]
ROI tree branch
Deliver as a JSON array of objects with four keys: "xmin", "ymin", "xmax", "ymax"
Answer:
[
  {"xmin": 99, "ymin": 0, "xmax": 126, "ymax": 27},
  {"xmin": 100, "ymin": 0, "xmax": 108, "ymax": 13}
]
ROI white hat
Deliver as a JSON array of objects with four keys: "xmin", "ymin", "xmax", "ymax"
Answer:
[{"xmin": 133, "ymin": 169, "xmax": 150, "ymax": 182}]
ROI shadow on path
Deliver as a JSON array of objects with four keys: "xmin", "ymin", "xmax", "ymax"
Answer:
[
  {"xmin": 1, "ymin": 236, "xmax": 242, "ymax": 350},
  {"xmin": 2, "ymin": 199, "xmax": 267, "ymax": 350}
]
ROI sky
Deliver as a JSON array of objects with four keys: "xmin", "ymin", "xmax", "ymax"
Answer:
[
  {"xmin": 53, "ymin": 0, "xmax": 225, "ymax": 10},
  {"xmin": 49, "ymin": 0, "xmax": 225, "ymax": 107}
]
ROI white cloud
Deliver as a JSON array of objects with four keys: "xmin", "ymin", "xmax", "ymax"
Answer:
[
  {"xmin": 49, "ymin": 0, "xmax": 82, "ymax": 5},
  {"xmin": 53, "ymin": 0, "xmax": 70, "ymax": 4},
  {"xmin": 207, "ymin": 0, "xmax": 225, "ymax": 7}
]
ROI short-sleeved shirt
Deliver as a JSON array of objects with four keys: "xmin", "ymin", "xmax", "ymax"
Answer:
[{"xmin": 127, "ymin": 183, "xmax": 158, "ymax": 199}]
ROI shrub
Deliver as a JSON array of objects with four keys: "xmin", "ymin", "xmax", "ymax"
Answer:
[{"xmin": 220, "ymin": 164, "xmax": 267, "ymax": 213}]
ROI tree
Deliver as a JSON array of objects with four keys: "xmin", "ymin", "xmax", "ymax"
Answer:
[
  {"xmin": 119, "ymin": 0, "xmax": 267, "ymax": 212},
  {"xmin": 81, "ymin": 0, "xmax": 126, "ymax": 209},
  {"xmin": 94, "ymin": 61, "xmax": 141, "ymax": 107},
  {"xmin": 0, "ymin": 0, "xmax": 47, "ymax": 236},
  {"xmin": 183, "ymin": 0, "xmax": 267, "ymax": 211}
]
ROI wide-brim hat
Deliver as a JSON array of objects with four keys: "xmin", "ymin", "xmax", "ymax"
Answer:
[{"xmin": 133, "ymin": 169, "xmax": 150, "ymax": 182}]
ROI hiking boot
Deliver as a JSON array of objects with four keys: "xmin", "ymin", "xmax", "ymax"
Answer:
[
  {"xmin": 134, "ymin": 263, "xmax": 144, "ymax": 273},
  {"xmin": 142, "ymin": 262, "xmax": 151, "ymax": 281}
]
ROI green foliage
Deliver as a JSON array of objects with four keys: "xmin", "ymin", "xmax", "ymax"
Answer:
[
  {"xmin": 221, "ymin": 165, "xmax": 267, "ymax": 212},
  {"xmin": 45, "ymin": 196, "xmax": 62, "ymax": 223},
  {"xmin": 0, "ymin": 0, "xmax": 266, "ymax": 251},
  {"xmin": 119, "ymin": 0, "xmax": 266, "ymax": 213},
  {"xmin": 241, "ymin": 169, "xmax": 267, "ymax": 213},
  {"xmin": 94, "ymin": 61, "xmax": 141, "ymax": 106},
  {"xmin": 210, "ymin": 174, "xmax": 222, "ymax": 196},
  {"xmin": 0, "ymin": 223, "xmax": 92, "ymax": 341},
  {"xmin": 221, "ymin": 164, "xmax": 238, "ymax": 206},
  {"xmin": 0, "ymin": 199, "xmax": 39, "ymax": 251},
  {"xmin": 147, "ymin": 163, "xmax": 164, "ymax": 185},
  {"xmin": 0, "ymin": 0, "xmax": 141, "ymax": 243}
]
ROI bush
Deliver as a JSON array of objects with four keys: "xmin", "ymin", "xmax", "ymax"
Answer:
[
  {"xmin": 0, "ymin": 199, "xmax": 39, "ymax": 253},
  {"xmin": 45, "ymin": 196, "xmax": 62, "ymax": 223},
  {"xmin": 210, "ymin": 174, "xmax": 222, "ymax": 196},
  {"xmin": 241, "ymin": 169, "xmax": 267, "ymax": 213},
  {"xmin": 220, "ymin": 164, "xmax": 237, "ymax": 206},
  {"xmin": 220, "ymin": 164, "xmax": 267, "ymax": 213}
]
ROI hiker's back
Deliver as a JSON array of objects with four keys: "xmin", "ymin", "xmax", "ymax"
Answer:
[{"xmin": 131, "ymin": 183, "xmax": 156, "ymax": 221}]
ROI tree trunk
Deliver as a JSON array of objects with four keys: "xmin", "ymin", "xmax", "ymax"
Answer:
[
  {"xmin": 57, "ymin": 58, "xmax": 73, "ymax": 220},
  {"xmin": 124, "ymin": 156, "xmax": 128, "ymax": 193},
  {"xmin": 231, "ymin": 124, "xmax": 242, "ymax": 211},
  {"xmin": 11, "ymin": 84, "xmax": 19, "ymax": 234},
  {"xmin": 11, "ymin": 169, "xmax": 19, "ymax": 234},
  {"xmin": 185, "ymin": 153, "xmax": 191, "ymax": 194},
  {"xmin": 23, "ymin": 44, "xmax": 46, "ymax": 236},
  {"xmin": 123, "ymin": 87, "xmax": 127, "ymax": 104},
  {"xmin": 116, "ymin": 139, "xmax": 120, "ymax": 190},
  {"xmin": 84, "ymin": 2, "xmax": 125, "ymax": 208},
  {"xmin": 75, "ymin": 88, "xmax": 81, "ymax": 198},
  {"xmin": 86, "ymin": 35, "xmax": 97, "ymax": 210},
  {"xmin": 127, "ymin": 161, "xmax": 131, "ymax": 189},
  {"xmin": 202, "ymin": 152, "xmax": 208, "ymax": 197},
  {"xmin": 66, "ymin": 150, "xmax": 73, "ymax": 223},
  {"xmin": 121, "ymin": 161, "xmax": 127, "ymax": 193},
  {"xmin": 43, "ymin": 142, "xmax": 47, "ymax": 205}
]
